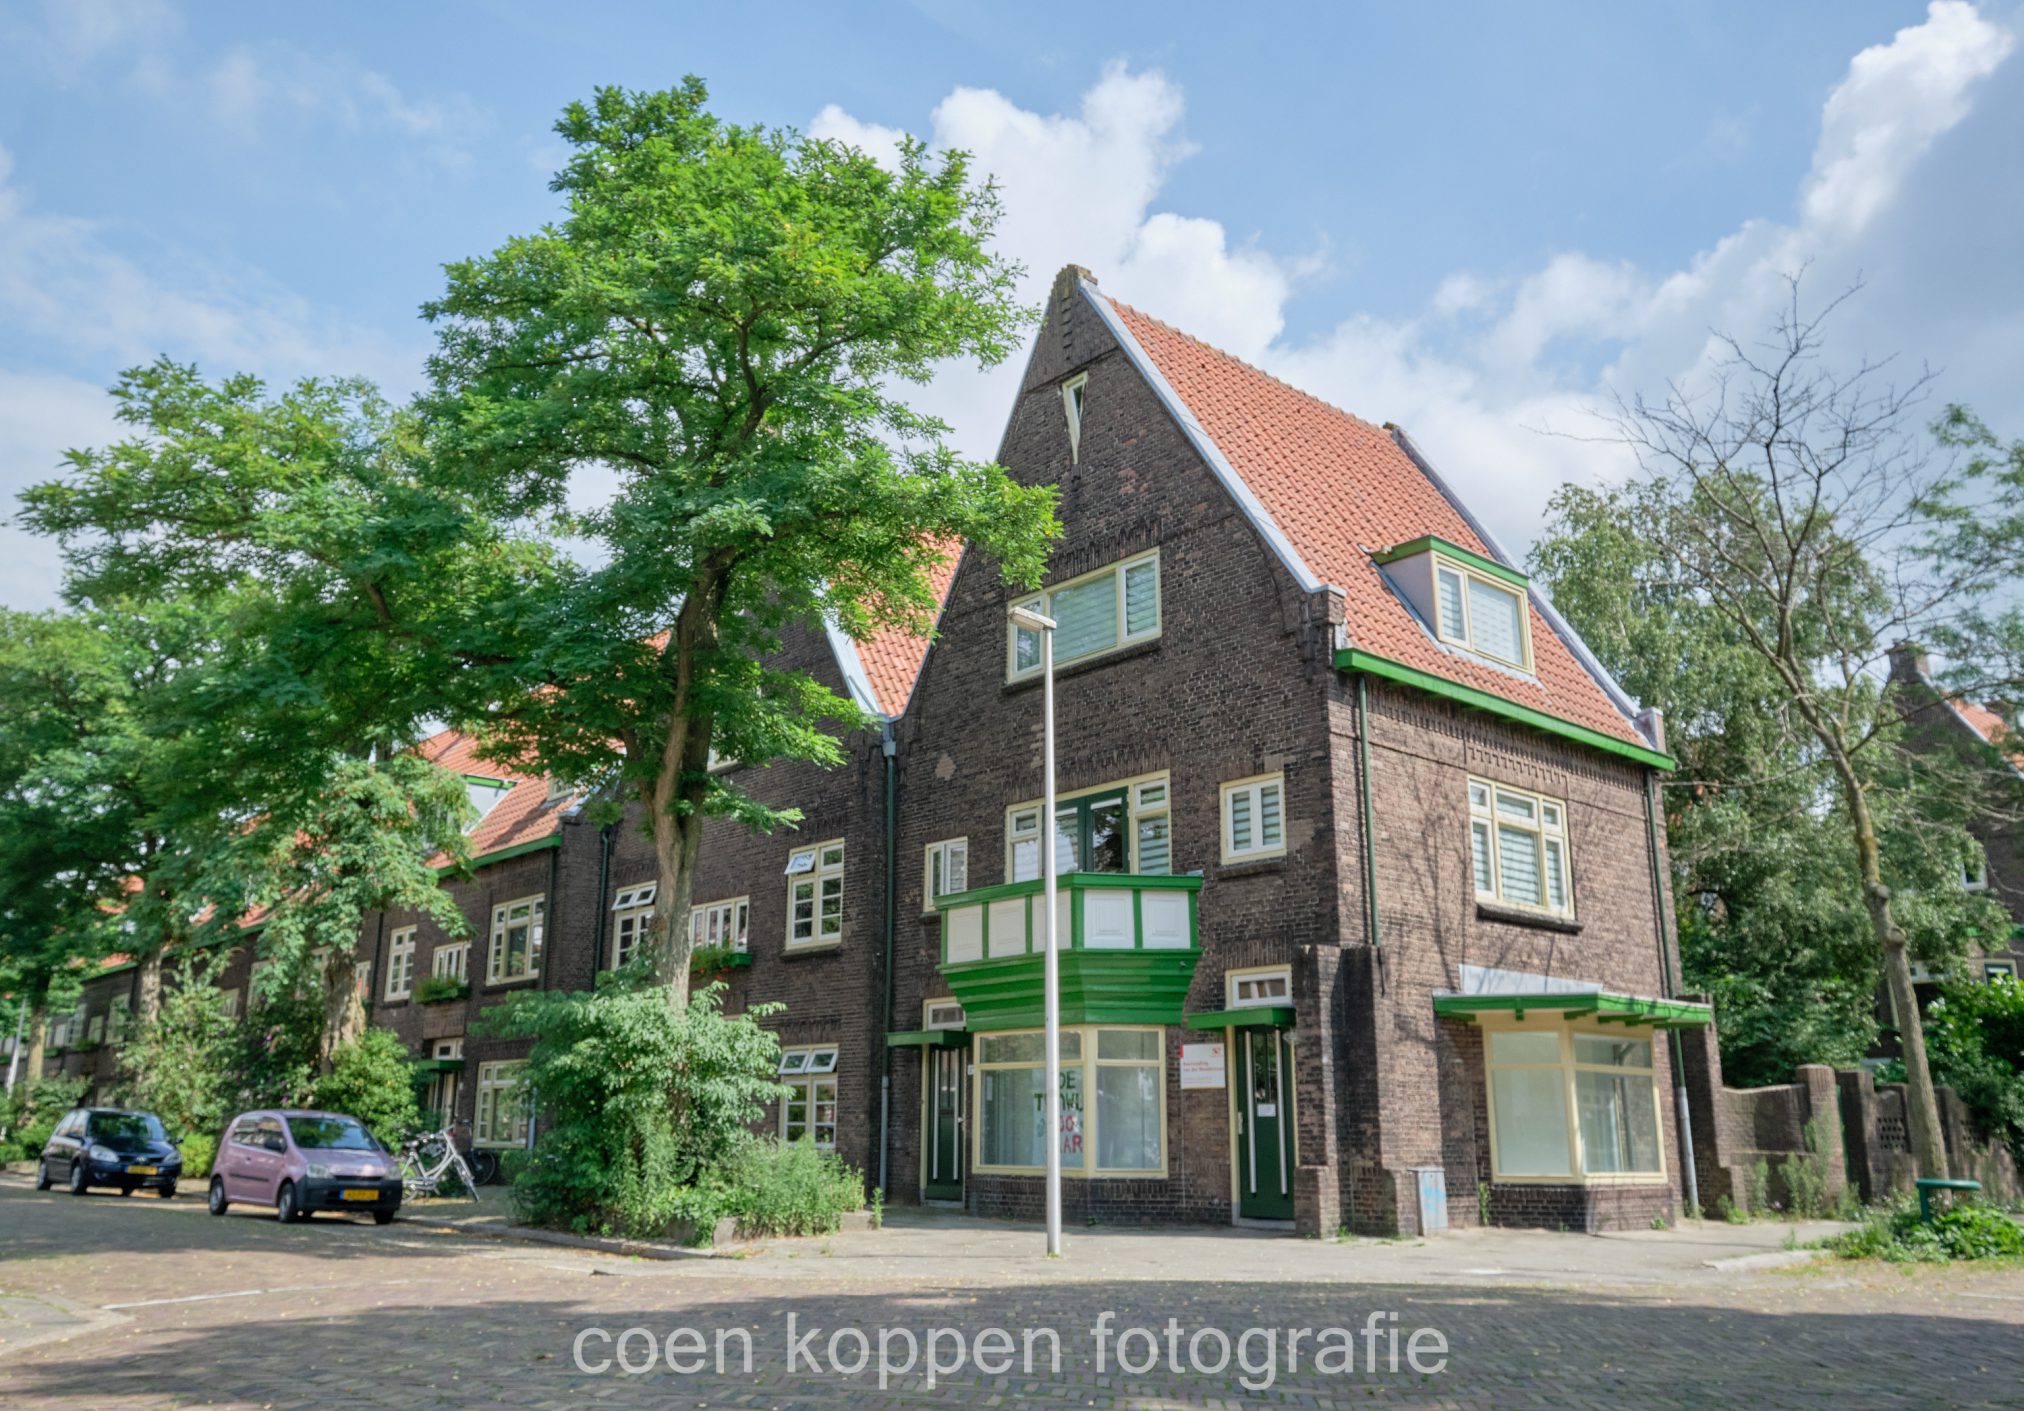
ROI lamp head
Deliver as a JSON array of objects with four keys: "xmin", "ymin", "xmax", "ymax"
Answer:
[{"xmin": 1009, "ymin": 605, "xmax": 1058, "ymax": 633}]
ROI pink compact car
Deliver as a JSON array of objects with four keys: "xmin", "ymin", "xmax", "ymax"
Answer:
[{"xmin": 208, "ymin": 1110, "xmax": 403, "ymax": 1225}]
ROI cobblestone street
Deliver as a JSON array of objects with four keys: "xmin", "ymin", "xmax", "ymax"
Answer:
[{"xmin": 3, "ymin": 1181, "xmax": 2023, "ymax": 1408}]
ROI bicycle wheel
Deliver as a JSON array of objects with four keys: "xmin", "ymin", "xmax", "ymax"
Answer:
[{"xmin": 467, "ymin": 1149, "xmax": 501, "ymax": 1186}]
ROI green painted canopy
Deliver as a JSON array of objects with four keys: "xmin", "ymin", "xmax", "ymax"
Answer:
[
  {"xmin": 1184, "ymin": 1006, "xmax": 1296, "ymax": 1031},
  {"xmin": 1432, "ymin": 989, "xmax": 1711, "ymax": 1028},
  {"xmin": 884, "ymin": 1029, "xmax": 970, "ymax": 1049}
]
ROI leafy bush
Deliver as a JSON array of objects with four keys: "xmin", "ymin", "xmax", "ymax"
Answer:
[
  {"xmin": 2, "ymin": 1076, "xmax": 86, "ymax": 1157},
  {"xmin": 308, "ymin": 1028, "xmax": 420, "ymax": 1146},
  {"xmin": 1924, "ymin": 977, "xmax": 2024, "ymax": 1163},
  {"xmin": 0, "ymin": 1140, "xmax": 25, "ymax": 1167},
  {"xmin": 475, "ymin": 979, "xmax": 785, "ymax": 1239},
  {"xmin": 718, "ymin": 1137, "xmax": 865, "ymax": 1237},
  {"xmin": 178, "ymin": 1131, "xmax": 218, "ymax": 1179},
  {"xmin": 1826, "ymin": 1197, "xmax": 2024, "ymax": 1262},
  {"xmin": 112, "ymin": 955, "xmax": 241, "ymax": 1139},
  {"xmin": 413, "ymin": 975, "xmax": 468, "ymax": 1004}
]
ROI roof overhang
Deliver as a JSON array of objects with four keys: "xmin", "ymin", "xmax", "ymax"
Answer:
[
  {"xmin": 885, "ymin": 1028, "xmax": 971, "ymax": 1049},
  {"xmin": 1184, "ymin": 1005, "xmax": 1295, "ymax": 1031},
  {"xmin": 1336, "ymin": 647, "xmax": 1676, "ymax": 771},
  {"xmin": 1433, "ymin": 990, "xmax": 1711, "ymax": 1029}
]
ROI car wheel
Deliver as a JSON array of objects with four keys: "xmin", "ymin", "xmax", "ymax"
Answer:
[
  {"xmin": 276, "ymin": 1180, "xmax": 303, "ymax": 1224},
  {"xmin": 372, "ymin": 1210, "xmax": 395, "ymax": 1226},
  {"xmin": 68, "ymin": 1161, "xmax": 89, "ymax": 1196},
  {"xmin": 208, "ymin": 1178, "xmax": 230, "ymax": 1216},
  {"xmin": 118, "ymin": 1184, "xmax": 134, "ymax": 1196},
  {"xmin": 34, "ymin": 1158, "xmax": 52, "ymax": 1191},
  {"xmin": 159, "ymin": 1182, "xmax": 177, "ymax": 1200}
]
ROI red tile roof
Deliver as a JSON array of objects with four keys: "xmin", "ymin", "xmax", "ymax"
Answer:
[
  {"xmin": 1949, "ymin": 696, "xmax": 2024, "ymax": 775},
  {"xmin": 415, "ymin": 728, "xmax": 573, "ymax": 865},
  {"xmin": 1102, "ymin": 295, "xmax": 1649, "ymax": 749},
  {"xmin": 850, "ymin": 541, "xmax": 963, "ymax": 718}
]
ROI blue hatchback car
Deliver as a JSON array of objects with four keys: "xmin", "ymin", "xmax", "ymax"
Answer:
[{"xmin": 36, "ymin": 1107, "xmax": 184, "ymax": 1198}]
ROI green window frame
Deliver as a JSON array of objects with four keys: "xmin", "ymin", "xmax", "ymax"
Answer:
[{"xmin": 1007, "ymin": 775, "xmax": 1171, "ymax": 881}]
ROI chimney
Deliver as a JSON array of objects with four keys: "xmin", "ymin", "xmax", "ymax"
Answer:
[{"xmin": 1886, "ymin": 641, "xmax": 1930, "ymax": 684}]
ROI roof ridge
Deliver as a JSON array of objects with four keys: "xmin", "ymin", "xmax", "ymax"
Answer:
[{"xmin": 1104, "ymin": 295, "xmax": 1390, "ymax": 438}]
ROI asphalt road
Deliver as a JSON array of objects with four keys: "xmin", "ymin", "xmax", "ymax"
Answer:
[{"xmin": 3, "ymin": 1178, "xmax": 2022, "ymax": 1408}]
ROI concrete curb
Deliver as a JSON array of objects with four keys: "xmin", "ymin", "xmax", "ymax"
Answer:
[
  {"xmin": 400, "ymin": 1212, "xmax": 725, "ymax": 1260},
  {"xmin": 1702, "ymin": 1248, "xmax": 1829, "ymax": 1272}
]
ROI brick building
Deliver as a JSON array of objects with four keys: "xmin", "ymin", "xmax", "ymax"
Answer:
[
  {"xmin": 1886, "ymin": 643, "xmax": 2024, "ymax": 986},
  {"xmin": 27, "ymin": 266, "xmax": 1709, "ymax": 1236}
]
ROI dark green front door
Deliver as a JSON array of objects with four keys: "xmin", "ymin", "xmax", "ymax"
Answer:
[
  {"xmin": 925, "ymin": 1046, "xmax": 964, "ymax": 1201},
  {"xmin": 1238, "ymin": 1029, "xmax": 1294, "ymax": 1220}
]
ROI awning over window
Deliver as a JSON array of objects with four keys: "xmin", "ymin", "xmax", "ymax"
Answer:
[
  {"xmin": 1433, "ymin": 990, "xmax": 1711, "ymax": 1029},
  {"xmin": 1183, "ymin": 1006, "xmax": 1295, "ymax": 1031},
  {"xmin": 884, "ymin": 1029, "xmax": 971, "ymax": 1049}
]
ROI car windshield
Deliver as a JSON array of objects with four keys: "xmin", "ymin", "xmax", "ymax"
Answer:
[
  {"xmin": 88, "ymin": 1113, "xmax": 167, "ymax": 1145},
  {"xmin": 286, "ymin": 1116, "xmax": 379, "ymax": 1152}
]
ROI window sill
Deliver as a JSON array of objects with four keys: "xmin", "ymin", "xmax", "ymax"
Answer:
[
  {"xmin": 1475, "ymin": 901, "xmax": 1582, "ymax": 934},
  {"xmin": 482, "ymin": 975, "xmax": 542, "ymax": 992},
  {"xmin": 1488, "ymin": 1173, "xmax": 1668, "ymax": 1187},
  {"xmin": 783, "ymin": 941, "xmax": 844, "ymax": 958},
  {"xmin": 1003, "ymin": 636, "xmax": 1162, "ymax": 693}
]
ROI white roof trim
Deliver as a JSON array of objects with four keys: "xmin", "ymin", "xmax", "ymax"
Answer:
[
  {"xmin": 1079, "ymin": 281, "xmax": 1327, "ymax": 596},
  {"xmin": 822, "ymin": 618, "xmax": 886, "ymax": 719},
  {"xmin": 1388, "ymin": 426, "xmax": 1656, "ymax": 750}
]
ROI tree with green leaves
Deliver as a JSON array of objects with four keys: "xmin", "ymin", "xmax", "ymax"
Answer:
[
  {"xmin": 419, "ymin": 79, "xmax": 1057, "ymax": 998},
  {"xmin": 1552, "ymin": 280, "xmax": 2024, "ymax": 1177}
]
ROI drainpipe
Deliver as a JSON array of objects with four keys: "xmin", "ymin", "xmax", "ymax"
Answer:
[
  {"xmin": 877, "ymin": 719, "xmax": 898, "ymax": 1198},
  {"xmin": 1355, "ymin": 675, "xmax": 1382, "ymax": 985},
  {"xmin": 1644, "ymin": 770, "xmax": 1700, "ymax": 1217},
  {"xmin": 591, "ymin": 822, "xmax": 616, "ymax": 974}
]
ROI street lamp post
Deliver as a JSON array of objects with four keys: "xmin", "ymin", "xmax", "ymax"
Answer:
[{"xmin": 1009, "ymin": 602, "xmax": 1063, "ymax": 1257}]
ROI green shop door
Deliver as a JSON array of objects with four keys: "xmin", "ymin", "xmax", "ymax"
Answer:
[
  {"xmin": 924, "ymin": 1046, "xmax": 965, "ymax": 1201},
  {"xmin": 1237, "ymin": 1029, "xmax": 1294, "ymax": 1220}
]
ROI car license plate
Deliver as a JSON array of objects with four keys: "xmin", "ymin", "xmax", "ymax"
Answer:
[
  {"xmin": 341, "ymin": 1188, "xmax": 378, "ymax": 1202},
  {"xmin": 127, "ymin": 1165, "xmax": 159, "ymax": 1176}
]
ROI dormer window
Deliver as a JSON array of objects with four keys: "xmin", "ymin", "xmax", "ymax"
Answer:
[
  {"xmin": 1062, "ymin": 373, "xmax": 1088, "ymax": 463},
  {"xmin": 1372, "ymin": 536, "xmax": 1533, "ymax": 673},
  {"xmin": 464, "ymin": 775, "xmax": 514, "ymax": 833}
]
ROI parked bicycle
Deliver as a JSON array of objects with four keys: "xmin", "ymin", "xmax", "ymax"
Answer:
[{"xmin": 394, "ymin": 1123, "xmax": 499, "ymax": 1198}]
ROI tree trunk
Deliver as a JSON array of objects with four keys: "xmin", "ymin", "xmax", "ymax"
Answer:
[
  {"xmin": 319, "ymin": 949, "xmax": 366, "ymax": 1072},
  {"xmin": 136, "ymin": 948, "xmax": 164, "ymax": 1028},
  {"xmin": 646, "ymin": 563, "xmax": 732, "ymax": 1007},
  {"xmin": 1842, "ymin": 772, "xmax": 1950, "ymax": 1180},
  {"xmin": 22, "ymin": 1004, "xmax": 47, "ymax": 1089}
]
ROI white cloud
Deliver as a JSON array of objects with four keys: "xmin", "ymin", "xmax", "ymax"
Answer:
[
  {"xmin": 810, "ymin": 2, "xmax": 2019, "ymax": 559},
  {"xmin": 201, "ymin": 43, "xmax": 482, "ymax": 167},
  {"xmin": 0, "ymin": 371, "xmax": 124, "ymax": 609}
]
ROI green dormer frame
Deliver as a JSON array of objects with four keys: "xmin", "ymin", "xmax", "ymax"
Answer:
[{"xmin": 1371, "ymin": 535, "xmax": 1529, "ymax": 589}]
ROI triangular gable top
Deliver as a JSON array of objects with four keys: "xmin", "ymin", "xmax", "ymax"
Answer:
[{"xmin": 1088, "ymin": 283, "xmax": 1652, "ymax": 754}]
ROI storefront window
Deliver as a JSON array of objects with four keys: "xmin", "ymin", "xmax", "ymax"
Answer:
[
  {"xmin": 975, "ymin": 1027, "xmax": 1162, "ymax": 1175},
  {"xmin": 1485, "ymin": 1026, "xmax": 1662, "ymax": 1180}
]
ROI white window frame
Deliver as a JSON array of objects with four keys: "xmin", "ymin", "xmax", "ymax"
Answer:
[
  {"xmin": 1007, "ymin": 549, "xmax": 1161, "ymax": 681},
  {"xmin": 485, "ymin": 895, "xmax": 546, "ymax": 985},
  {"xmin": 689, "ymin": 896, "xmax": 750, "ymax": 954},
  {"xmin": 779, "ymin": 1046, "xmax": 840, "ymax": 1148},
  {"xmin": 924, "ymin": 999, "xmax": 966, "ymax": 1030},
  {"xmin": 474, "ymin": 1059, "xmax": 532, "ymax": 1149},
  {"xmin": 785, "ymin": 840, "xmax": 845, "ymax": 949},
  {"xmin": 972, "ymin": 1024, "xmax": 1167, "ymax": 1178},
  {"xmin": 1963, "ymin": 858, "xmax": 1989, "ymax": 892},
  {"xmin": 1481, "ymin": 1020, "xmax": 1666, "ymax": 1185},
  {"xmin": 610, "ymin": 882, "xmax": 658, "ymax": 969},
  {"xmin": 1227, "ymin": 966, "xmax": 1292, "ymax": 1008},
  {"xmin": 1470, "ymin": 777, "xmax": 1574, "ymax": 919},
  {"xmin": 1432, "ymin": 553, "xmax": 1533, "ymax": 671},
  {"xmin": 384, "ymin": 927, "xmax": 417, "ymax": 1001},
  {"xmin": 218, "ymin": 987, "xmax": 242, "ymax": 1019},
  {"xmin": 924, "ymin": 838, "xmax": 969, "ymax": 912},
  {"xmin": 1062, "ymin": 372, "xmax": 1089, "ymax": 463},
  {"xmin": 1986, "ymin": 959, "xmax": 2017, "ymax": 983},
  {"xmin": 1219, "ymin": 773, "xmax": 1287, "ymax": 863},
  {"xmin": 1006, "ymin": 771, "xmax": 1171, "ymax": 882},
  {"xmin": 432, "ymin": 941, "xmax": 470, "ymax": 983}
]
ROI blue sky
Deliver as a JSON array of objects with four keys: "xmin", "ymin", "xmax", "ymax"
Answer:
[{"xmin": 2, "ymin": 1, "xmax": 2020, "ymax": 606}]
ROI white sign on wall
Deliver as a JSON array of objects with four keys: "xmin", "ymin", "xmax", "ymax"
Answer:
[{"xmin": 1179, "ymin": 1042, "xmax": 1226, "ymax": 1090}]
